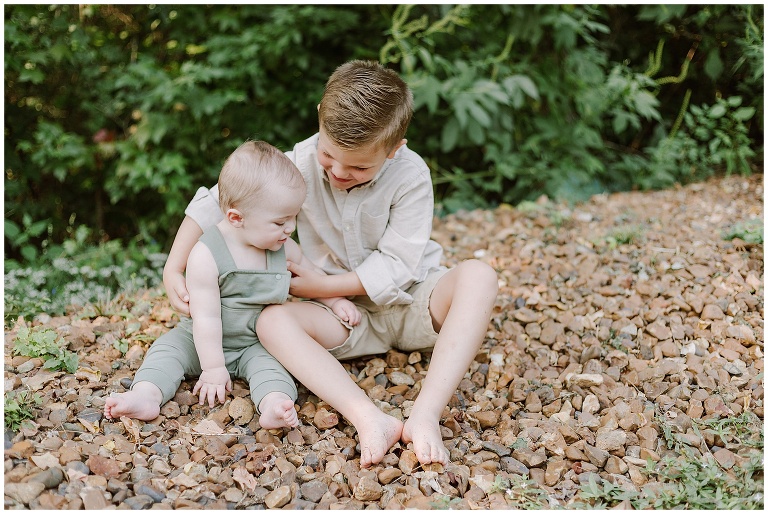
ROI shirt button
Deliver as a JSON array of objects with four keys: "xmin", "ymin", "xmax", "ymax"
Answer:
[
  {"xmin": 276, "ymin": 274, "xmax": 282, "ymax": 280},
  {"xmin": 344, "ymin": 225, "xmax": 351, "ymax": 231}
]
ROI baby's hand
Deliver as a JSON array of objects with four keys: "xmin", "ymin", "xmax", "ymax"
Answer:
[
  {"xmin": 193, "ymin": 367, "xmax": 233, "ymax": 407},
  {"xmin": 164, "ymin": 270, "xmax": 191, "ymax": 316},
  {"xmin": 331, "ymin": 298, "xmax": 362, "ymax": 326}
]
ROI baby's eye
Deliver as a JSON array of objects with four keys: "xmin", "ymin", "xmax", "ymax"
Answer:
[{"xmin": 275, "ymin": 222, "xmax": 286, "ymax": 227}]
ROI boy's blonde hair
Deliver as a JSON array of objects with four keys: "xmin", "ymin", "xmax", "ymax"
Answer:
[
  {"xmin": 319, "ymin": 60, "xmax": 413, "ymax": 152},
  {"xmin": 218, "ymin": 140, "xmax": 305, "ymax": 213}
]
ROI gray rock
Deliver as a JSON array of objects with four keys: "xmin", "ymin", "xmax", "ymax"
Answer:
[
  {"xmin": 123, "ymin": 494, "xmax": 155, "ymax": 510},
  {"xmin": 134, "ymin": 483, "xmax": 165, "ymax": 503},
  {"xmin": 29, "ymin": 467, "xmax": 65, "ymax": 489}
]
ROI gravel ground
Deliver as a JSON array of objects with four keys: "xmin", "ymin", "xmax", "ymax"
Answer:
[{"xmin": 4, "ymin": 174, "xmax": 763, "ymax": 509}]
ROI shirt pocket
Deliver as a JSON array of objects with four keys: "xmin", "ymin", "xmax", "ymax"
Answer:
[{"xmin": 360, "ymin": 211, "xmax": 389, "ymax": 251}]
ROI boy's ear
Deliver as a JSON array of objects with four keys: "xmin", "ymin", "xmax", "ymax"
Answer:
[
  {"xmin": 226, "ymin": 208, "xmax": 244, "ymax": 227},
  {"xmin": 387, "ymin": 139, "xmax": 407, "ymax": 159}
]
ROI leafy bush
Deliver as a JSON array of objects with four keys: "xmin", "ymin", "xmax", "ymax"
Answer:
[
  {"xmin": 4, "ymin": 4, "xmax": 763, "ymax": 265},
  {"xmin": 4, "ymin": 226, "xmax": 166, "ymax": 323}
]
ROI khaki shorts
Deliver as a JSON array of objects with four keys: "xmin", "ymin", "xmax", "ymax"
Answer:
[{"xmin": 307, "ymin": 267, "xmax": 449, "ymax": 360}]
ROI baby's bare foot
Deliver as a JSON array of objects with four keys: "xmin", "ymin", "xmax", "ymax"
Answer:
[
  {"xmin": 402, "ymin": 413, "xmax": 450, "ymax": 465},
  {"xmin": 104, "ymin": 391, "xmax": 160, "ymax": 421},
  {"xmin": 356, "ymin": 409, "xmax": 403, "ymax": 468},
  {"xmin": 258, "ymin": 392, "xmax": 299, "ymax": 429}
]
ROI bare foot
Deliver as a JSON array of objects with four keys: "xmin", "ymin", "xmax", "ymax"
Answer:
[
  {"xmin": 355, "ymin": 409, "xmax": 404, "ymax": 468},
  {"xmin": 258, "ymin": 392, "xmax": 299, "ymax": 429},
  {"xmin": 402, "ymin": 413, "xmax": 450, "ymax": 465},
  {"xmin": 104, "ymin": 390, "xmax": 161, "ymax": 421}
]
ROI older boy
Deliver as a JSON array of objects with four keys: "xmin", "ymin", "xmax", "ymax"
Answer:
[{"xmin": 164, "ymin": 61, "xmax": 498, "ymax": 467}]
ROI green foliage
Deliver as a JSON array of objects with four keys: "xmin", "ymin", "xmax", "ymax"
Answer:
[
  {"xmin": 4, "ymin": 4, "xmax": 763, "ymax": 262},
  {"xmin": 491, "ymin": 474, "xmax": 552, "ymax": 509},
  {"xmin": 4, "ymin": 390, "xmax": 43, "ymax": 431},
  {"xmin": 723, "ymin": 219, "xmax": 764, "ymax": 245},
  {"xmin": 4, "ymin": 225, "xmax": 165, "ymax": 323},
  {"xmin": 574, "ymin": 410, "xmax": 764, "ymax": 509},
  {"xmin": 11, "ymin": 326, "xmax": 79, "ymax": 373}
]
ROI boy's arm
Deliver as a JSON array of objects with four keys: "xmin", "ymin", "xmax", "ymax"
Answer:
[
  {"xmin": 284, "ymin": 240, "xmax": 362, "ymax": 325},
  {"xmin": 284, "ymin": 239, "xmax": 363, "ymax": 300},
  {"xmin": 164, "ymin": 185, "xmax": 225, "ymax": 315},
  {"xmin": 187, "ymin": 242, "xmax": 232, "ymax": 406}
]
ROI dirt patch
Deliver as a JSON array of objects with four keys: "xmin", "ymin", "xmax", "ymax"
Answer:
[{"xmin": 4, "ymin": 174, "xmax": 763, "ymax": 509}]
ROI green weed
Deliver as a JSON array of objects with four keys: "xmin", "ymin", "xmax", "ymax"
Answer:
[
  {"xmin": 491, "ymin": 474, "xmax": 552, "ymax": 509},
  {"xmin": 12, "ymin": 326, "xmax": 79, "ymax": 373},
  {"xmin": 723, "ymin": 219, "xmax": 763, "ymax": 245},
  {"xmin": 4, "ymin": 390, "xmax": 43, "ymax": 431},
  {"xmin": 573, "ymin": 410, "xmax": 764, "ymax": 509}
]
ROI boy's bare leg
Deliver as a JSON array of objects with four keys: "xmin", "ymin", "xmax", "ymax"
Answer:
[
  {"xmin": 258, "ymin": 391, "xmax": 299, "ymax": 429},
  {"xmin": 104, "ymin": 381, "xmax": 163, "ymax": 421},
  {"xmin": 402, "ymin": 260, "xmax": 498, "ymax": 465},
  {"xmin": 257, "ymin": 303, "xmax": 403, "ymax": 468}
]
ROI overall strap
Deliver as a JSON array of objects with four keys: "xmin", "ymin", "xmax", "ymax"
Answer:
[
  {"xmin": 198, "ymin": 226, "xmax": 238, "ymax": 275},
  {"xmin": 266, "ymin": 244, "xmax": 287, "ymax": 271}
]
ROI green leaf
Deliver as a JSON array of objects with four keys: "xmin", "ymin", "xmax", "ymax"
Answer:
[
  {"xmin": 732, "ymin": 107, "xmax": 755, "ymax": 121},
  {"xmin": 704, "ymin": 51, "xmax": 724, "ymax": 81},
  {"xmin": 708, "ymin": 104, "xmax": 727, "ymax": 119},
  {"xmin": 441, "ymin": 117, "xmax": 460, "ymax": 152}
]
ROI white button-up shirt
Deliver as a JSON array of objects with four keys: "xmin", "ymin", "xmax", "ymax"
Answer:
[{"xmin": 185, "ymin": 134, "xmax": 444, "ymax": 306}]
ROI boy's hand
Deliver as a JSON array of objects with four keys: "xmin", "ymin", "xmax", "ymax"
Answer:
[
  {"xmin": 330, "ymin": 298, "xmax": 362, "ymax": 326},
  {"xmin": 164, "ymin": 270, "xmax": 191, "ymax": 316},
  {"xmin": 287, "ymin": 260, "xmax": 327, "ymax": 298},
  {"xmin": 193, "ymin": 366, "xmax": 232, "ymax": 407}
]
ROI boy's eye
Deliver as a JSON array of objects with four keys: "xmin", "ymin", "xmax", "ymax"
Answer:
[{"xmin": 275, "ymin": 222, "xmax": 285, "ymax": 226}]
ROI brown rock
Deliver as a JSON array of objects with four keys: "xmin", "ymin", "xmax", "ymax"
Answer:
[
  {"xmin": 229, "ymin": 397, "xmax": 255, "ymax": 425},
  {"xmin": 312, "ymin": 408, "xmax": 338, "ymax": 430},
  {"xmin": 86, "ymin": 454, "xmax": 122, "ymax": 478},
  {"xmin": 399, "ymin": 450, "xmax": 419, "ymax": 475},
  {"xmin": 475, "ymin": 410, "xmax": 500, "ymax": 429},
  {"xmin": 265, "ymin": 485, "xmax": 293, "ymax": 508},
  {"xmin": 701, "ymin": 304, "xmax": 725, "ymax": 320},
  {"xmin": 378, "ymin": 467, "xmax": 402, "ymax": 484},
  {"xmin": 354, "ymin": 476, "xmax": 383, "ymax": 501}
]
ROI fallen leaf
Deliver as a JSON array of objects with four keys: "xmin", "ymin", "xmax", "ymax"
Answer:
[
  {"xmin": 75, "ymin": 367, "xmax": 102, "ymax": 382},
  {"xmin": 192, "ymin": 419, "xmax": 224, "ymax": 435},
  {"xmin": 121, "ymin": 416, "xmax": 142, "ymax": 442},
  {"xmin": 233, "ymin": 466, "xmax": 259, "ymax": 492}
]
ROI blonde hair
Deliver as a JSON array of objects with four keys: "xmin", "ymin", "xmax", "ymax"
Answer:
[
  {"xmin": 318, "ymin": 60, "xmax": 413, "ymax": 152},
  {"xmin": 218, "ymin": 140, "xmax": 305, "ymax": 213}
]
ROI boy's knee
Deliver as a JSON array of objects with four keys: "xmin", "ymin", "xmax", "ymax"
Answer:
[
  {"xmin": 256, "ymin": 305, "xmax": 290, "ymax": 339},
  {"xmin": 458, "ymin": 259, "xmax": 498, "ymax": 294}
]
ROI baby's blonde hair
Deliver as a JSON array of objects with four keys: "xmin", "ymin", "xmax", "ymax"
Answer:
[
  {"xmin": 318, "ymin": 60, "xmax": 413, "ymax": 152},
  {"xmin": 218, "ymin": 140, "xmax": 305, "ymax": 213}
]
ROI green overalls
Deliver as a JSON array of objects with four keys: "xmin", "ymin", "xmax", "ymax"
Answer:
[{"xmin": 132, "ymin": 226, "xmax": 297, "ymax": 412}]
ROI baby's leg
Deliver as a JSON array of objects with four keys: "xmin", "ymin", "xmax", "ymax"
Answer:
[
  {"xmin": 238, "ymin": 343, "xmax": 299, "ymax": 430},
  {"xmin": 402, "ymin": 261, "xmax": 498, "ymax": 465},
  {"xmin": 257, "ymin": 303, "xmax": 402, "ymax": 467},
  {"xmin": 104, "ymin": 381, "xmax": 163, "ymax": 421},
  {"xmin": 105, "ymin": 325, "xmax": 199, "ymax": 421},
  {"xmin": 257, "ymin": 391, "xmax": 299, "ymax": 429}
]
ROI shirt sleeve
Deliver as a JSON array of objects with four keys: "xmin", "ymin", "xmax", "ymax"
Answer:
[
  {"xmin": 185, "ymin": 184, "xmax": 225, "ymax": 229},
  {"xmin": 355, "ymin": 175, "xmax": 435, "ymax": 306}
]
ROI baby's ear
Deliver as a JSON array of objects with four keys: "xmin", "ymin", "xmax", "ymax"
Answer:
[{"xmin": 226, "ymin": 209, "xmax": 244, "ymax": 227}]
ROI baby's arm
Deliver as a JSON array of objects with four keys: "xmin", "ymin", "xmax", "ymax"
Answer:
[
  {"xmin": 187, "ymin": 242, "xmax": 233, "ymax": 406},
  {"xmin": 284, "ymin": 240, "xmax": 362, "ymax": 326}
]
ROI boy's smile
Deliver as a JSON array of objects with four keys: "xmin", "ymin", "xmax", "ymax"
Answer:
[{"xmin": 316, "ymin": 129, "xmax": 405, "ymax": 190}]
